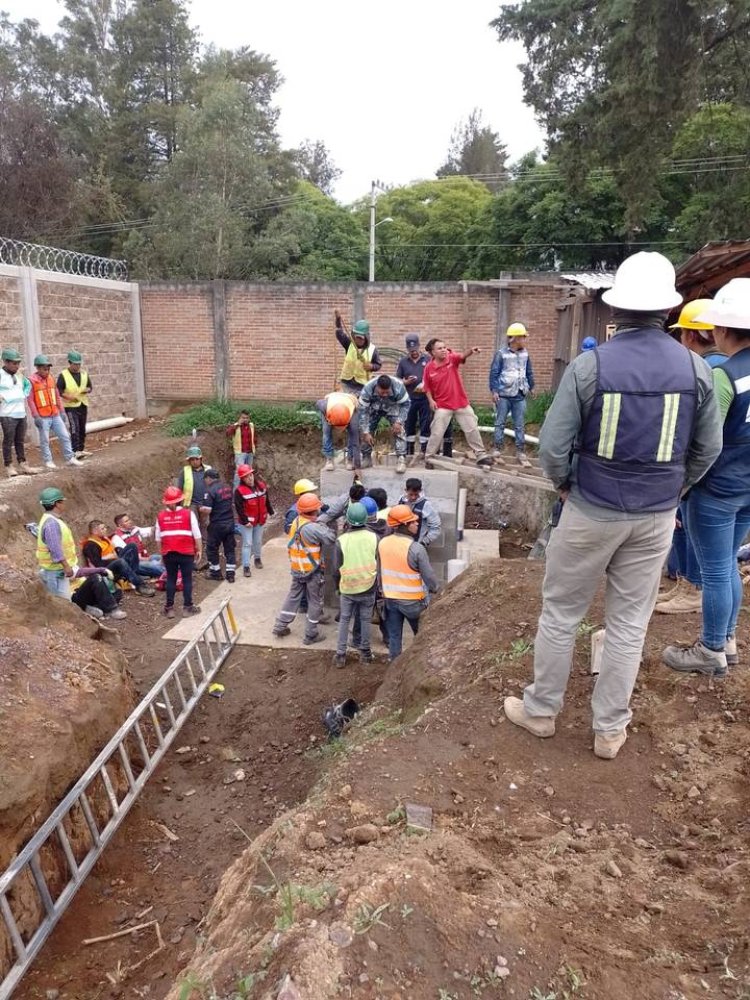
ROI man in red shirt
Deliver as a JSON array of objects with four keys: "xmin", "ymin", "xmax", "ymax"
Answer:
[{"xmin": 421, "ymin": 340, "xmax": 492, "ymax": 467}]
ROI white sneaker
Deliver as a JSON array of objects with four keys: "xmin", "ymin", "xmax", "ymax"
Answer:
[
  {"xmin": 345, "ymin": 459, "xmax": 354, "ymax": 471},
  {"xmin": 77, "ymin": 450, "xmax": 92, "ymax": 458},
  {"xmin": 324, "ymin": 459, "xmax": 335, "ymax": 471},
  {"xmin": 67, "ymin": 457, "xmax": 84, "ymax": 467},
  {"xmin": 44, "ymin": 461, "xmax": 57, "ymax": 470},
  {"xmin": 395, "ymin": 456, "xmax": 406, "ymax": 474},
  {"xmin": 84, "ymin": 605, "xmax": 104, "ymax": 619},
  {"xmin": 105, "ymin": 608, "xmax": 127, "ymax": 620},
  {"xmin": 5, "ymin": 466, "xmax": 18, "ymax": 478}
]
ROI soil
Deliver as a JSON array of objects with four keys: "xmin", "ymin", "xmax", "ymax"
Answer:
[{"xmin": 1, "ymin": 426, "xmax": 749, "ymax": 1000}]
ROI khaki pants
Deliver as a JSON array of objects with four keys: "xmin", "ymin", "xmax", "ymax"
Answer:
[
  {"xmin": 524, "ymin": 501, "xmax": 674, "ymax": 735},
  {"xmin": 425, "ymin": 406, "xmax": 487, "ymax": 459}
]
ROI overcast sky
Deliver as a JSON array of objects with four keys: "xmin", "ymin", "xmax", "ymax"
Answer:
[{"xmin": 4, "ymin": 0, "xmax": 545, "ymax": 203}]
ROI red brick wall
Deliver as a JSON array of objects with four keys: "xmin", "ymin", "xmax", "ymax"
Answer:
[{"xmin": 140, "ymin": 281, "xmax": 563, "ymax": 404}]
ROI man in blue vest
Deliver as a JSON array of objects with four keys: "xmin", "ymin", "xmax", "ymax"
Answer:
[
  {"xmin": 489, "ymin": 323, "xmax": 535, "ymax": 467},
  {"xmin": 503, "ymin": 252, "xmax": 722, "ymax": 760},
  {"xmin": 398, "ymin": 477, "xmax": 441, "ymax": 547}
]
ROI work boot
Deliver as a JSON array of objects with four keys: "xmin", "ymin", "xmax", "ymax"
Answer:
[
  {"xmin": 360, "ymin": 650, "xmax": 374, "ymax": 664},
  {"xmin": 226, "ymin": 570, "xmax": 235, "ymax": 583},
  {"xmin": 105, "ymin": 608, "xmax": 127, "ymax": 620},
  {"xmin": 662, "ymin": 639, "xmax": 726, "ymax": 677},
  {"xmin": 503, "ymin": 696, "xmax": 556, "ymax": 738},
  {"xmin": 78, "ymin": 450, "xmax": 92, "ymax": 458},
  {"xmin": 659, "ymin": 576, "xmax": 682, "ymax": 600},
  {"xmin": 395, "ymin": 456, "xmax": 406, "ymax": 474},
  {"xmin": 254, "ymin": 558, "xmax": 263, "ymax": 569},
  {"xmin": 136, "ymin": 583, "xmax": 156, "ymax": 597},
  {"xmin": 84, "ymin": 604, "xmax": 104, "ymax": 618},
  {"xmin": 476, "ymin": 455, "xmax": 493, "ymax": 469},
  {"xmin": 725, "ymin": 636, "xmax": 739, "ymax": 667},
  {"xmin": 208, "ymin": 569, "xmax": 223, "ymax": 581},
  {"xmin": 594, "ymin": 730, "xmax": 627, "ymax": 760},
  {"xmin": 67, "ymin": 457, "xmax": 84, "ymax": 467},
  {"xmin": 345, "ymin": 458, "xmax": 354, "ymax": 471},
  {"xmin": 163, "ymin": 606, "xmax": 175, "ymax": 619},
  {"xmin": 517, "ymin": 452, "xmax": 532, "ymax": 468},
  {"xmin": 303, "ymin": 632, "xmax": 325, "ymax": 646},
  {"xmin": 333, "ymin": 653, "xmax": 346, "ymax": 668},
  {"xmin": 44, "ymin": 461, "xmax": 57, "ymax": 470},
  {"xmin": 409, "ymin": 452, "xmax": 426, "ymax": 467},
  {"xmin": 319, "ymin": 613, "xmax": 332, "ymax": 625},
  {"xmin": 243, "ymin": 566, "xmax": 251, "ymax": 578},
  {"xmin": 5, "ymin": 466, "xmax": 18, "ymax": 478},
  {"xmin": 184, "ymin": 605, "xmax": 202, "ymax": 615},
  {"xmin": 654, "ymin": 582, "xmax": 702, "ymax": 615},
  {"xmin": 273, "ymin": 626, "xmax": 291, "ymax": 637},
  {"xmin": 324, "ymin": 459, "xmax": 335, "ymax": 471},
  {"xmin": 19, "ymin": 462, "xmax": 41, "ymax": 474}
]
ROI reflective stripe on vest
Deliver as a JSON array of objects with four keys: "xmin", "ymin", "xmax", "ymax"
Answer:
[
  {"xmin": 338, "ymin": 530, "xmax": 378, "ymax": 594},
  {"xmin": 158, "ymin": 507, "xmax": 196, "ymax": 555},
  {"xmin": 36, "ymin": 512, "xmax": 77, "ymax": 571},
  {"xmin": 287, "ymin": 518, "xmax": 322, "ymax": 574},
  {"xmin": 236, "ymin": 483, "xmax": 268, "ymax": 525},
  {"xmin": 379, "ymin": 534, "xmax": 426, "ymax": 601},
  {"xmin": 232, "ymin": 423, "xmax": 256, "ymax": 454},
  {"xmin": 32, "ymin": 375, "xmax": 59, "ymax": 417},
  {"xmin": 182, "ymin": 465, "xmax": 194, "ymax": 507},
  {"xmin": 340, "ymin": 343, "xmax": 374, "ymax": 385},
  {"xmin": 60, "ymin": 368, "xmax": 90, "ymax": 407}
]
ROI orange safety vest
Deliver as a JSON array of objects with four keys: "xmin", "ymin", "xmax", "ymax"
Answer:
[
  {"xmin": 32, "ymin": 374, "xmax": 59, "ymax": 417},
  {"xmin": 287, "ymin": 517, "xmax": 322, "ymax": 575},
  {"xmin": 83, "ymin": 535, "xmax": 117, "ymax": 564},
  {"xmin": 379, "ymin": 534, "xmax": 426, "ymax": 601}
]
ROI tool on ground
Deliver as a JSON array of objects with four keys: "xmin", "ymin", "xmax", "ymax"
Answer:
[{"xmin": 528, "ymin": 498, "xmax": 564, "ymax": 561}]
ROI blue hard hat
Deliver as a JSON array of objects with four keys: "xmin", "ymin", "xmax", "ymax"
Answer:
[
  {"xmin": 581, "ymin": 336, "xmax": 598, "ymax": 352},
  {"xmin": 361, "ymin": 496, "xmax": 378, "ymax": 516}
]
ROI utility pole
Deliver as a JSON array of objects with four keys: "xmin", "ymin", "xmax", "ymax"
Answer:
[{"xmin": 368, "ymin": 180, "xmax": 377, "ymax": 283}]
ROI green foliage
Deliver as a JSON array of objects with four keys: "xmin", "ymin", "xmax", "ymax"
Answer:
[
  {"xmin": 475, "ymin": 391, "xmax": 553, "ymax": 429},
  {"xmin": 166, "ymin": 400, "xmax": 317, "ymax": 437},
  {"xmin": 437, "ymin": 108, "xmax": 509, "ymax": 192}
]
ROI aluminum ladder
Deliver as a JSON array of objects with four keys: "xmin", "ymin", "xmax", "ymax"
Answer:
[{"xmin": 0, "ymin": 598, "xmax": 240, "ymax": 999}]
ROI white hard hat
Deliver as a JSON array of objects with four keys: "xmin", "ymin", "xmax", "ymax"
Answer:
[
  {"xmin": 601, "ymin": 252, "xmax": 683, "ymax": 312},
  {"xmin": 695, "ymin": 278, "xmax": 750, "ymax": 330}
]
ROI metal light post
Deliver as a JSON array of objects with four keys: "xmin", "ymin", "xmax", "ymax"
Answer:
[{"xmin": 368, "ymin": 179, "xmax": 392, "ymax": 282}]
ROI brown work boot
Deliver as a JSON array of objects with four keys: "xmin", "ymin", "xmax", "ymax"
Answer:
[
  {"xmin": 658, "ymin": 576, "xmax": 681, "ymax": 600},
  {"xmin": 5, "ymin": 465, "xmax": 18, "ymax": 478},
  {"xmin": 503, "ymin": 696, "xmax": 556, "ymax": 738},
  {"xmin": 19, "ymin": 462, "xmax": 41, "ymax": 475},
  {"xmin": 594, "ymin": 730, "xmax": 627, "ymax": 760},
  {"xmin": 654, "ymin": 582, "xmax": 702, "ymax": 615}
]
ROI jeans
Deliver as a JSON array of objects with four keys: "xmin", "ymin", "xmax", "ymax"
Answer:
[
  {"xmin": 111, "ymin": 542, "xmax": 145, "ymax": 586},
  {"xmin": 238, "ymin": 523, "xmax": 264, "ymax": 567},
  {"xmin": 385, "ymin": 598, "xmax": 424, "ymax": 659},
  {"xmin": 66, "ymin": 406, "xmax": 88, "ymax": 453},
  {"xmin": 137, "ymin": 556, "xmax": 164, "ymax": 579},
  {"xmin": 1, "ymin": 415, "xmax": 27, "ymax": 465},
  {"xmin": 685, "ymin": 487, "xmax": 750, "ymax": 650},
  {"xmin": 494, "ymin": 394, "xmax": 527, "ymax": 451},
  {"xmin": 337, "ymin": 589, "xmax": 376, "ymax": 655},
  {"xmin": 35, "ymin": 414, "xmax": 74, "ymax": 464},
  {"xmin": 322, "ymin": 415, "xmax": 361, "ymax": 467},
  {"xmin": 163, "ymin": 551, "xmax": 195, "ymax": 608},
  {"xmin": 39, "ymin": 568, "xmax": 71, "ymax": 598},
  {"xmin": 234, "ymin": 452, "xmax": 253, "ymax": 486},
  {"xmin": 666, "ymin": 503, "xmax": 702, "ymax": 587}
]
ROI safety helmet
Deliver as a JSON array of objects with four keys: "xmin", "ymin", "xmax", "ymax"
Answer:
[
  {"xmin": 669, "ymin": 298, "xmax": 716, "ymax": 332},
  {"xmin": 346, "ymin": 502, "xmax": 367, "ymax": 526},
  {"xmin": 237, "ymin": 464, "xmax": 253, "ymax": 479},
  {"xmin": 185, "ymin": 445, "xmax": 203, "ymax": 459},
  {"xmin": 1, "ymin": 348, "xmax": 21, "ymax": 362},
  {"xmin": 327, "ymin": 402, "xmax": 352, "ymax": 428},
  {"xmin": 163, "ymin": 485, "xmax": 184, "ymax": 504},
  {"xmin": 361, "ymin": 496, "xmax": 378, "ymax": 516},
  {"xmin": 293, "ymin": 478, "xmax": 318, "ymax": 496},
  {"xmin": 34, "ymin": 354, "xmax": 51, "ymax": 366},
  {"xmin": 67, "ymin": 350, "xmax": 83, "ymax": 363},
  {"xmin": 386, "ymin": 503, "xmax": 419, "ymax": 527},
  {"xmin": 39, "ymin": 486, "xmax": 64, "ymax": 507},
  {"xmin": 352, "ymin": 320, "xmax": 370, "ymax": 338},
  {"xmin": 696, "ymin": 279, "xmax": 750, "ymax": 329},
  {"xmin": 581, "ymin": 336, "xmax": 598, "ymax": 351},
  {"xmin": 506, "ymin": 323, "xmax": 527, "ymax": 338},
  {"xmin": 297, "ymin": 492, "xmax": 322, "ymax": 515},
  {"xmin": 601, "ymin": 252, "xmax": 682, "ymax": 311}
]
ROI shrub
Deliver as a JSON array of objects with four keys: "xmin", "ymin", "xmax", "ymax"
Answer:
[{"xmin": 166, "ymin": 400, "xmax": 318, "ymax": 437}]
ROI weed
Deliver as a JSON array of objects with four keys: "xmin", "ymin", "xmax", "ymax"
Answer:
[
  {"xmin": 365, "ymin": 712, "xmax": 405, "ymax": 738},
  {"xmin": 353, "ymin": 901, "xmax": 392, "ymax": 934},
  {"xmin": 438, "ymin": 990, "xmax": 460, "ymax": 1000},
  {"xmin": 400, "ymin": 903, "xmax": 414, "ymax": 920},
  {"xmin": 496, "ymin": 638, "xmax": 534, "ymax": 663},
  {"xmin": 177, "ymin": 972, "xmax": 216, "ymax": 1000},
  {"xmin": 166, "ymin": 399, "xmax": 317, "ymax": 438},
  {"xmin": 530, "ymin": 990, "xmax": 556, "ymax": 1000},
  {"xmin": 387, "ymin": 805, "xmax": 406, "ymax": 825},
  {"xmin": 576, "ymin": 620, "xmax": 598, "ymax": 637},
  {"xmin": 306, "ymin": 738, "xmax": 350, "ymax": 761},
  {"xmin": 234, "ymin": 971, "xmax": 266, "ymax": 998}
]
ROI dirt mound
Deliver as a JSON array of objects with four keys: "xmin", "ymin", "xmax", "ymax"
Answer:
[{"xmin": 162, "ymin": 559, "xmax": 750, "ymax": 1000}]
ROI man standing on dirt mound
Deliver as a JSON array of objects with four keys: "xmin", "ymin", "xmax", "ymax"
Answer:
[{"xmin": 503, "ymin": 252, "xmax": 722, "ymax": 759}]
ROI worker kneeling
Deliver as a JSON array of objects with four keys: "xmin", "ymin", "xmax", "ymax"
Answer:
[
  {"xmin": 273, "ymin": 492, "xmax": 336, "ymax": 645},
  {"xmin": 378, "ymin": 504, "xmax": 439, "ymax": 661},
  {"xmin": 333, "ymin": 502, "xmax": 378, "ymax": 668}
]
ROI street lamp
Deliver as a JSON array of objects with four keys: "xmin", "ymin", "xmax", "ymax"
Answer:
[{"xmin": 368, "ymin": 179, "xmax": 393, "ymax": 282}]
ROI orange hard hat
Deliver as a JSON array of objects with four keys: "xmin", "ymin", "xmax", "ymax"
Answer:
[
  {"xmin": 163, "ymin": 485, "xmax": 184, "ymax": 504},
  {"xmin": 327, "ymin": 402, "xmax": 352, "ymax": 428},
  {"xmin": 237, "ymin": 464, "xmax": 253, "ymax": 478},
  {"xmin": 386, "ymin": 503, "xmax": 418, "ymax": 527},
  {"xmin": 297, "ymin": 492, "xmax": 322, "ymax": 515}
]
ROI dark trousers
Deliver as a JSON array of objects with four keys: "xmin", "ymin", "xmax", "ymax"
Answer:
[
  {"xmin": 72, "ymin": 575, "xmax": 119, "ymax": 613},
  {"xmin": 163, "ymin": 551, "xmax": 195, "ymax": 608},
  {"xmin": 0, "ymin": 416, "xmax": 26, "ymax": 465},
  {"xmin": 405, "ymin": 398, "xmax": 432, "ymax": 455},
  {"xmin": 66, "ymin": 406, "xmax": 88, "ymax": 453},
  {"xmin": 110, "ymin": 543, "xmax": 142, "ymax": 586},
  {"xmin": 207, "ymin": 522, "xmax": 237, "ymax": 570}
]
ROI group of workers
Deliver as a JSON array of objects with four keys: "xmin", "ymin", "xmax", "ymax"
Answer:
[{"xmin": 0, "ymin": 348, "xmax": 93, "ymax": 476}]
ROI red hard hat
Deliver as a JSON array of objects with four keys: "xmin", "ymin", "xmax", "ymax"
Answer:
[
  {"xmin": 237, "ymin": 464, "xmax": 253, "ymax": 478},
  {"xmin": 297, "ymin": 492, "xmax": 322, "ymax": 514},
  {"xmin": 163, "ymin": 485, "xmax": 184, "ymax": 504}
]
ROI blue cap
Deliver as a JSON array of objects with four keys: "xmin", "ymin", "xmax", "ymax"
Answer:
[
  {"xmin": 581, "ymin": 336, "xmax": 598, "ymax": 352},
  {"xmin": 361, "ymin": 496, "xmax": 378, "ymax": 516}
]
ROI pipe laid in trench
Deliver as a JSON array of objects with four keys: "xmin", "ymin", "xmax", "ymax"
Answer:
[{"xmin": 86, "ymin": 416, "xmax": 135, "ymax": 434}]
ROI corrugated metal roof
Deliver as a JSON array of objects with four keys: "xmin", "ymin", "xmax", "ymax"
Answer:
[
  {"xmin": 560, "ymin": 272, "xmax": 615, "ymax": 290},
  {"xmin": 676, "ymin": 240, "xmax": 750, "ymax": 296}
]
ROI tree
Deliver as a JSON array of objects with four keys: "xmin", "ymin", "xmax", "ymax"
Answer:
[
  {"xmin": 437, "ymin": 108, "xmax": 509, "ymax": 191},
  {"xmin": 295, "ymin": 139, "xmax": 341, "ymax": 196}
]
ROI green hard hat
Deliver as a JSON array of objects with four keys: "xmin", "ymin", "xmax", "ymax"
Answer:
[
  {"xmin": 39, "ymin": 486, "xmax": 64, "ymax": 506},
  {"xmin": 67, "ymin": 350, "xmax": 83, "ymax": 363},
  {"xmin": 34, "ymin": 354, "xmax": 51, "ymax": 366},
  {"xmin": 346, "ymin": 501, "xmax": 368, "ymax": 526},
  {"xmin": 185, "ymin": 445, "xmax": 203, "ymax": 458},
  {"xmin": 1, "ymin": 347, "xmax": 21, "ymax": 362},
  {"xmin": 352, "ymin": 320, "xmax": 370, "ymax": 338}
]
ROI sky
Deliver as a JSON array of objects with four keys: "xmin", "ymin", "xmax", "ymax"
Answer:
[{"xmin": 3, "ymin": 0, "xmax": 546, "ymax": 204}]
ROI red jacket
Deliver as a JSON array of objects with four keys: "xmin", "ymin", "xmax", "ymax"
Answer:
[
  {"xmin": 234, "ymin": 480, "xmax": 273, "ymax": 526},
  {"xmin": 157, "ymin": 507, "xmax": 196, "ymax": 556}
]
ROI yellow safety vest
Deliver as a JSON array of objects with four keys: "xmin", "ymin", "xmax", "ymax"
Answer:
[
  {"xmin": 37, "ymin": 512, "xmax": 77, "ymax": 572},
  {"xmin": 60, "ymin": 368, "xmax": 90, "ymax": 407},
  {"xmin": 338, "ymin": 530, "xmax": 378, "ymax": 595},
  {"xmin": 181, "ymin": 463, "xmax": 211, "ymax": 507},
  {"xmin": 287, "ymin": 517, "xmax": 322, "ymax": 575},
  {"xmin": 376, "ymin": 507, "xmax": 391, "ymax": 522},
  {"xmin": 340, "ymin": 342, "xmax": 374, "ymax": 386},
  {"xmin": 379, "ymin": 534, "xmax": 426, "ymax": 601},
  {"xmin": 232, "ymin": 422, "xmax": 256, "ymax": 454}
]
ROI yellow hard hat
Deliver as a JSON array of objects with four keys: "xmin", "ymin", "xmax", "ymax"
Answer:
[
  {"xmin": 507, "ymin": 323, "xmax": 528, "ymax": 338},
  {"xmin": 293, "ymin": 478, "xmax": 318, "ymax": 496},
  {"xmin": 669, "ymin": 299, "xmax": 715, "ymax": 331}
]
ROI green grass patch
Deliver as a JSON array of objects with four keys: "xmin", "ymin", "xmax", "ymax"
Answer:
[
  {"xmin": 475, "ymin": 390, "xmax": 554, "ymax": 430},
  {"xmin": 166, "ymin": 399, "xmax": 318, "ymax": 437}
]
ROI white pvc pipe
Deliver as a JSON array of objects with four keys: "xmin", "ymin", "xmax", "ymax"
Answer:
[
  {"xmin": 478, "ymin": 425, "xmax": 540, "ymax": 445},
  {"xmin": 87, "ymin": 416, "xmax": 134, "ymax": 434},
  {"xmin": 457, "ymin": 488, "xmax": 467, "ymax": 540}
]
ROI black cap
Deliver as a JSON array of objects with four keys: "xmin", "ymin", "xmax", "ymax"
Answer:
[
  {"xmin": 405, "ymin": 333, "xmax": 420, "ymax": 347},
  {"xmin": 204, "ymin": 468, "xmax": 219, "ymax": 480}
]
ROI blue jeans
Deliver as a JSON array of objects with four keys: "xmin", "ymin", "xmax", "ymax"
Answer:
[
  {"xmin": 494, "ymin": 394, "xmax": 527, "ymax": 451},
  {"xmin": 686, "ymin": 487, "xmax": 750, "ymax": 649},
  {"xmin": 137, "ymin": 556, "xmax": 164, "ymax": 579},
  {"xmin": 39, "ymin": 568, "xmax": 71, "ymax": 598},
  {"xmin": 385, "ymin": 599, "xmax": 423, "ymax": 659},
  {"xmin": 667, "ymin": 503, "xmax": 702, "ymax": 587},
  {"xmin": 36, "ymin": 414, "xmax": 74, "ymax": 463},
  {"xmin": 322, "ymin": 415, "xmax": 361, "ymax": 466},
  {"xmin": 234, "ymin": 452, "xmax": 253, "ymax": 486},
  {"xmin": 238, "ymin": 523, "xmax": 264, "ymax": 567}
]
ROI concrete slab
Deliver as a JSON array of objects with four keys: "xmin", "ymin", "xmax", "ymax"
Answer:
[{"xmin": 458, "ymin": 529, "xmax": 498, "ymax": 565}]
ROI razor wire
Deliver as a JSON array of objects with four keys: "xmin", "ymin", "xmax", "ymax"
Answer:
[{"xmin": 0, "ymin": 237, "xmax": 128, "ymax": 281}]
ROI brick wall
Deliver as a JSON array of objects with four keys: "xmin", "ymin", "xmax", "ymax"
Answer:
[{"xmin": 140, "ymin": 280, "xmax": 566, "ymax": 405}]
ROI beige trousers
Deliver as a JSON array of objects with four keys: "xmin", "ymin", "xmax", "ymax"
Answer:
[{"xmin": 425, "ymin": 406, "xmax": 487, "ymax": 459}]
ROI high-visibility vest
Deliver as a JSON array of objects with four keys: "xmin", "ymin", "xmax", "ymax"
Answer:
[
  {"xmin": 287, "ymin": 517, "xmax": 322, "ymax": 575},
  {"xmin": 158, "ymin": 507, "xmax": 196, "ymax": 556},
  {"xmin": 60, "ymin": 368, "xmax": 90, "ymax": 408},
  {"xmin": 379, "ymin": 534, "xmax": 426, "ymax": 601},
  {"xmin": 340, "ymin": 342, "xmax": 374, "ymax": 386},
  {"xmin": 31, "ymin": 374, "xmax": 59, "ymax": 417},
  {"xmin": 83, "ymin": 535, "xmax": 116, "ymax": 564},
  {"xmin": 325, "ymin": 391, "xmax": 357, "ymax": 423},
  {"xmin": 181, "ymin": 463, "xmax": 211, "ymax": 507},
  {"xmin": 236, "ymin": 482, "xmax": 269, "ymax": 525},
  {"xmin": 338, "ymin": 530, "xmax": 378, "ymax": 595},
  {"xmin": 37, "ymin": 512, "xmax": 77, "ymax": 572},
  {"xmin": 232, "ymin": 422, "xmax": 256, "ymax": 454}
]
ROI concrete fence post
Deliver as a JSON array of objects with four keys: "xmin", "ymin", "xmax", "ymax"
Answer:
[
  {"xmin": 131, "ymin": 285, "xmax": 148, "ymax": 418},
  {"xmin": 19, "ymin": 267, "xmax": 42, "ymax": 444},
  {"xmin": 211, "ymin": 279, "xmax": 229, "ymax": 401}
]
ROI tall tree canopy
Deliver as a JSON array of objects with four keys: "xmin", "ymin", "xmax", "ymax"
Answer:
[{"xmin": 437, "ymin": 108, "xmax": 509, "ymax": 192}]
